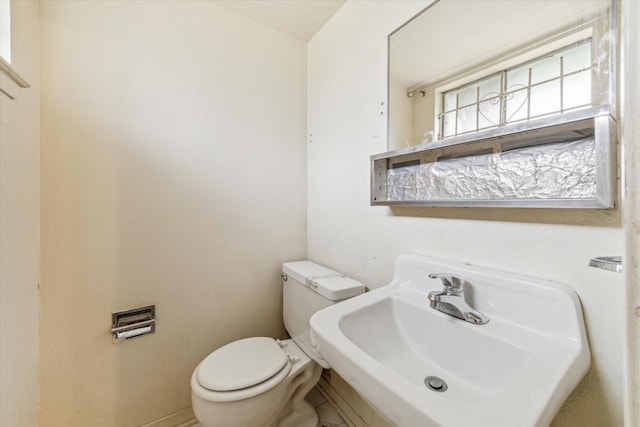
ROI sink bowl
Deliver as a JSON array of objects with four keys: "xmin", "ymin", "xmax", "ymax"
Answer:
[{"xmin": 310, "ymin": 254, "xmax": 590, "ymax": 427}]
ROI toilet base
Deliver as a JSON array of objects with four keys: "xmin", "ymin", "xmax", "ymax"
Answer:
[
  {"xmin": 277, "ymin": 362, "xmax": 322, "ymax": 427},
  {"xmin": 278, "ymin": 399, "xmax": 317, "ymax": 427},
  {"xmin": 192, "ymin": 340, "xmax": 323, "ymax": 427}
]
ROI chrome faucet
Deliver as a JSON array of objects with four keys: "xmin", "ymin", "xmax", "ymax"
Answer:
[{"xmin": 427, "ymin": 273, "xmax": 489, "ymax": 325}]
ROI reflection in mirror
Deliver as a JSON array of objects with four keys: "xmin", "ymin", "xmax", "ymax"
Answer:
[{"xmin": 388, "ymin": 0, "xmax": 614, "ymax": 151}]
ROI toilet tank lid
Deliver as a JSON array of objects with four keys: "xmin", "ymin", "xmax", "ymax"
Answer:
[{"xmin": 282, "ymin": 261, "xmax": 366, "ymax": 300}]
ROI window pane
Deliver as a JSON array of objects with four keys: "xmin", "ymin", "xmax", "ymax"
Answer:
[
  {"xmin": 442, "ymin": 111, "xmax": 456, "ymax": 138},
  {"xmin": 478, "ymin": 99, "xmax": 500, "ymax": 129},
  {"xmin": 457, "ymin": 85, "xmax": 477, "ymax": 108},
  {"xmin": 530, "ymin": 80, "xmax": 561, "ymax": 117},
  {"xmin": 507, "ymin": 66, "xmax": 529, "ymax": 88},
  {"xmin": 457, "ymin": 105, "xmax": 477, "ymax": 134},
  {"xmin": 530, "ymin": 55, "xmax": 560, "ymax": 84},
  {"xmin": 443, "ymin": 91, "xmax": 457, "ymax": 112},
  {"xmin": 563, "ymin": 42, "xmax": 592, "ymax": 74},
  {"xmin": 478, "ymin": 75, "xmax": 501, "ymax": 102},
  {"xmin": 506, "ymin": 88, "xmax": 528, "ymax": 122},
  {"xmin": 563, "ymin": 70, "xmax": 591, "ymax": 109}
]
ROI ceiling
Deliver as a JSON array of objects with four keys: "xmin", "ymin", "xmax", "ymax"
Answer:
[{"xmin": 213, "ymin": 0, "xmax": 346, "ymax": 42}]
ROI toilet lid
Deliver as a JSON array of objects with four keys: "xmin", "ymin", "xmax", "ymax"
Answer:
[{"xmin": 197, "ymin": 337, "xmax": 289, "ymax": 392}]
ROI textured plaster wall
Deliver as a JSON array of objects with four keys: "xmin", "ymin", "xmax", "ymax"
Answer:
[
  {"xmin": 0, "ymin": 1, "xmax": 40, "ymax": 426},
  {"xmin": 38, "ymin": 1, "xmax": 307, "ymax": 425}
]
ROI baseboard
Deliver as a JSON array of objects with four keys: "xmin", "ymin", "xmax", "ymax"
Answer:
[
  {"xmin": 139, "ymin": 407, "xmax": 197, "ymax": 427},
  {"xmin": 316, "ymin": 374, "xmax": 359, "ymax": 427},
  {"xmin": 175, "ymin": 419, "xmax": 198, "ymax": 427},
  {"xmin": 317, "ymin": 370, "xmax": 394, "ymax": 427}
]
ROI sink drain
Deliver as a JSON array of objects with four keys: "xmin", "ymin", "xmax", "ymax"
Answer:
[{"xmin": 424, "ymin": 376, "xmax": 448, "ymax": 392}]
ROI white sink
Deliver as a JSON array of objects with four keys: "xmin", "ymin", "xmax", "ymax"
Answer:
[{"xmin": 310, "ymin": 254, "xmax": 590, "ymax": 427}]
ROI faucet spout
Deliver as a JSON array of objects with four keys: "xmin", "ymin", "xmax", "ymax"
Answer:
[{"xmin": 427, "ymin": 274, "xmax": 489, "ymax": 325}]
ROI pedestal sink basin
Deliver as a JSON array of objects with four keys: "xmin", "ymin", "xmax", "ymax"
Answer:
[{"xmin": 310, "ymin": 254, "xmax": 590, "ymax": 427}]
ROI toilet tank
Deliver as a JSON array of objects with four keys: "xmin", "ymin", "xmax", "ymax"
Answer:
[{"xmin": 282, "ymin": 261, "xmax": 365, "ymax": 368}]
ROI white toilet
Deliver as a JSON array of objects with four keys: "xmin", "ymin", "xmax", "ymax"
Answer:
[{"xmin": 191, "ymin": 261, "xmax": 365, "ymax": 427}]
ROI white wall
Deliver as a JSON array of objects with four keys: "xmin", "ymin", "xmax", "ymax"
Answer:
[
  {"xmin": 39, "ymin": 1, "xmax": 307, "ymax": 425},
  {"xmin": 0, "ymin": 1, "xmax": 40, "ymax": 426},
  {"xmin": 308, "ymin": 1, "xmax": 625, "ymax": 425},
  {"xmin": 622, "ymin": 1, "xmax": 640, "ymax": 424}
]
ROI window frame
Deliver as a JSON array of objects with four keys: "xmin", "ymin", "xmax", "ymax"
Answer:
[
  {"xmin": 0, "ymin": 0, "xmax": 30, "ymax": 93},
  {"xmin": 437, "ymin": 39, "xmax": 594, "ymax": 140}
]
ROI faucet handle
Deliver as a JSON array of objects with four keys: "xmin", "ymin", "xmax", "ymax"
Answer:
[{"xmin": 428, "ymin": 273, "xmax": 463, "ymax": 294}]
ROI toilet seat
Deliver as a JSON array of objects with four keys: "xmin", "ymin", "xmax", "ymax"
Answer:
[{"xmin": 196, "ymin": 337, "xmax": 292, "ymax": 398}]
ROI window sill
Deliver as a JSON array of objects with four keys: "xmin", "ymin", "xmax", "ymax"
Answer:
[{"xmin": 0, "ymin": 55, "xmax": 30, "ymax": 89}]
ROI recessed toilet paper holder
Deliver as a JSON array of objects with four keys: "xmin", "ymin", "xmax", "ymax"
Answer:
[{"xmin": 111, "ymin": 305, "xmax": 155, "ymax": 342}]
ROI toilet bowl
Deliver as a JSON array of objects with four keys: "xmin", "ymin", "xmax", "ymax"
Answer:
[
  {"xmin": 191, "ymin": 337, "xmax": 321, "ymax": 427},
  {"xmin": 191, "ymin": 261, "xmax": 365, "ymax": 427}
]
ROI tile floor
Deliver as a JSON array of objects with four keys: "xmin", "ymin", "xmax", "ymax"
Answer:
[{"xmin": 190, "ymin": 386, "xmax": 347, "ymax": 427}]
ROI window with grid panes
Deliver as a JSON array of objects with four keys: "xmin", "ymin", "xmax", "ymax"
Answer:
[{"xmin": 439, "ymin": 40, "xmax": 593, "ymax": 139}]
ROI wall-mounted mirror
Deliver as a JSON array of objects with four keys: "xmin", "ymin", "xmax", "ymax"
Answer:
[
  {"xmin": 388, "ymin": 0, "xmax": 615, "ymax": 151},
  {"xmin": 373, "ymin": 0, "xmax": 617, "ymax": 209}
]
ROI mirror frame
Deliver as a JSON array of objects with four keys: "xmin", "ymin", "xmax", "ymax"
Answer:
[{"xmin": 373, "ymin": 0, "xmax": 618, "ymax": 209}]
